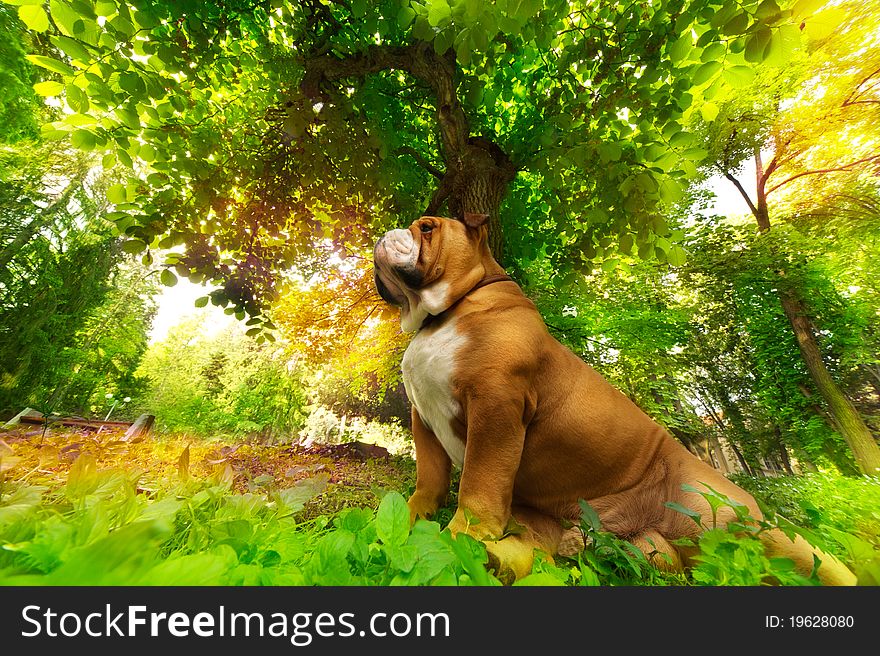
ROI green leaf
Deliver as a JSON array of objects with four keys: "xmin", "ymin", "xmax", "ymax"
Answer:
[
  {"xmin": 755, "ymin": 0, "xmax": 782, "ymax": 20},
  {"xmin": 682, "ymin": 146, "xmax": 708, "ymax": 162},
  {"xmin": 115, "ymin": 105, "xmax": 141, "ymax": 130},
  {"xmin": 119, "ymin": 71, "xmax": 146, "ymax": 97},
  {"xmin": 107, "ymin": 184, "xmax": 128, "ymax": 204},
  {"xmin": 665, "ymin": 501, "xmax": 703, "ymax": 526},
  {"xmin": 744, "ymin": 28, "xmax": 772, "ymax": 63},
  {"xmin": 65, "ymin": 83, "xmax": 89, "ymax": 112},
  {"xmin": 194, "ymin": 296, "xmax": 209, "ymax": 308},
  {"xmin": 51, "ymin": 35, "xmax": 92, "ymax": 62},
  {"xmin": 659, "ymin": 178, "xmax": 684, "ymax": 203},
  {"xmin": 578, "ymin": 499, "xmax": 602, "ymax": 532},
  {"xmin": 33, "ymin": 81, "xmax": 64, "ymax": 96},
  {"xmin": 721, "ymin": 10, "xmax": 749, "ymax": 36},
  {"xmin": 427, "ymin": 0, "xmax": 451, "ymax": 28},
  {"xmin": 433, "ymin": 28, "xmax": 454, "ymax": 55},
  {"xmin": 26, "ymin": 55, "xmax": 74, "ymax": 76},
  {"xmin": 700, "ymin": 102, "xmax": 719, "ymax": 122},
  {"xmin": 50, "ymin": 0, "xmax": 86, "ymax": 38},
  {"xmin": 764, "ymin": 24, "xmax": 801, "ymax": 67},
  {"xmin": 160, "ymin": 269, "xmax": 178, "ymax": 287},
  {"xmin": 699, "ymin": 42, "xmax": 726, "ymax": 64},
  {"xmin": 692, "ymin": 60, "xmax": 722, "ymax": 86},
  {"xmin": 18, "ymin": 4, "xmax": 49, "ymax": 32},
  {"xmin": 376, "ymin": 491, "xmax": 410, "ymax": 547},
  {"xmin": 63, "ymin": 113, "xmax": 97, "ymax": 127},
  {"xmin": 722, "ymin": 65, "xmax": 756, "ymax": 89},
  {"xmin": 667, "ymin": 245, "xmax": 688, "ymax": 266},
  {"xmin": 397, "ymin": 6, "xmax": 415, "ymax": 29},
  {"xmin": 121, "ymin": 239, "xmax": 146, "ymax": 254},
  {"xmin": 598, "ymin": 142, "xmax": 621, "ymax": 162},
  {"xmin": 668, "ymin": 34, "xmax": 692, "ymax": 62},
  {"xmin": 70, "ymin": 128, "xmax": 97, "ymax": 150}
]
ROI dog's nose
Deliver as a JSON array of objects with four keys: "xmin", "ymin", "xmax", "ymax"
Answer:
[{"xmin": 385, "ymin": 228, "xmax": 414, "ymax": 253}]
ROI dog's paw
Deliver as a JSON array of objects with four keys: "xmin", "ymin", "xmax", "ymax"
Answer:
[
  {"xmin": 447, "ymin": 508, "xmax": 503, "ymax": 541},
  {"xmin": 406, "ymin": 493, "xmax": 439, "ymax": 524},
  {"xmin": 484, "ymin": 537, "xmax": 538, "ymax": 584}
]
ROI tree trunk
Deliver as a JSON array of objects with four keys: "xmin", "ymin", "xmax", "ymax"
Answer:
[
  {"xmin": 0, "ymin": 176, "xmax": 82, "ymax": 275},
  {"xmin": 729, "ymin": 441, "xmax": 754, "ymax": 476},
  {"xmin": 773, "ymin": 426, "xmax": 794, "ymax": 475},
  {"xmin": 778, "ymin": 290, "xmax": 880, "ymax": 475},
  {"xmin": 441, "ymin": 139, "xmax": 516, "ymax": 262},
  {"xmin": 708, "ymin": 435, "xmax": 732, "ymax": 474},
  {"xmin": 301, "ymin": 43, "xmax": 517, "ymax": 264}
]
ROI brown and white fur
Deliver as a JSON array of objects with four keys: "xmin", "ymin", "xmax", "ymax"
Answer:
[{"xmin": 373, "ymin": 213, "xmax": 856, "ymax": 585}]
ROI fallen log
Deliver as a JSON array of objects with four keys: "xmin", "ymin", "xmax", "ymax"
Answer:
[{"xmin": 18, "ymin": 416, "xmax": 133, "ymax": 429}]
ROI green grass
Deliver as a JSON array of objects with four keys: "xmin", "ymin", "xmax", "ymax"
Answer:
[{"xmin": 1, "ymin": 430, "xmax": 878, "ymax": 586}]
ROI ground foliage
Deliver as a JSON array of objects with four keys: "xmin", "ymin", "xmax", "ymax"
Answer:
[{"xmin": 1, "ymin": 428, "xmax": 877, "ymax": 586}]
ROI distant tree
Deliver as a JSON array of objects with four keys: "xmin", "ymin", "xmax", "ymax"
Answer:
[{"xmin": 699, "ymin": 0, "xmax": 880, "ymax": 473}]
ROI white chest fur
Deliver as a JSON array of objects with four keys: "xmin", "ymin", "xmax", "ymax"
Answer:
[{"xmin": 402, "ymin": 320, "xmax": 467, "ymax": 468}]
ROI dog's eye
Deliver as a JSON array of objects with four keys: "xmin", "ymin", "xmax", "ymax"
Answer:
[{"xmin": 420, "ymin": 223, "xmax": 433, "ymax": 233}]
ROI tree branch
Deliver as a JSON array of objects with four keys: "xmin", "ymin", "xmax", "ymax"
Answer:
[
  {"xmin": 300, "ymin": 42, "xmax": 469, "ymax": 157},
  {"xmin": 394, "ymin": 146, "xmax": 444, "ymax": 180},
  {"xmin": 426, "ymin": 175, "xmax": 453, "ymax": 215},
  {"xmin": 720, "ymin": 169, "xmax": 759, "ymax": 218},
  {"xmin": 766, "ymin": 153, "xmax": 880, "ymax": 196}
]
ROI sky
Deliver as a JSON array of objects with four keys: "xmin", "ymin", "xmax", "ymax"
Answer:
[{"xmin": 148, "ymin": 279, "xmax": 236, "ymax": 344}]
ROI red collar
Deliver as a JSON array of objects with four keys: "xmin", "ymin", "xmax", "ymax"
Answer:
[{"xmin": 419, "ymin": 274, "xmax": 514, "ymax": 330}]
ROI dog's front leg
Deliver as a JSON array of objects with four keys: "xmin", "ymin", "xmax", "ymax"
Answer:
[
  {"xmin": 447, "ymin": 394, "xmax": 526, "ymax": 541},
  {"xmin": 407, "ymin": 406, "xmax": 452, "ymax": 523}
]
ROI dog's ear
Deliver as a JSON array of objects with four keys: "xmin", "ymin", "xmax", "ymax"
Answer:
[{"xmin": 462, "ymin": 212, "xmax": 489, "ymax": 228}]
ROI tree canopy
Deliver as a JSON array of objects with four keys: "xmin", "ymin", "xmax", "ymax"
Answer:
[{"xmin": 9, "ymin": 0, "xmax": 850, "ymax": 324}]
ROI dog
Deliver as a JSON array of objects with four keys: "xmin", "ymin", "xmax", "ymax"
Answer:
[{"xmin": 373, "ymin": 213, "xmax": 856, "ymax": 585}]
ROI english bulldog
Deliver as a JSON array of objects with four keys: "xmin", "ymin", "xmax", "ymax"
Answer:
[{"xmin": 373, "ymin": 213, "xmax": 856, "ymax": 585}]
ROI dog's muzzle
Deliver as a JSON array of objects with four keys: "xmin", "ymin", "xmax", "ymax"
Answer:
[{"xmin": 374, "ymin": 228, "xmax": 423, "ymax": 305}]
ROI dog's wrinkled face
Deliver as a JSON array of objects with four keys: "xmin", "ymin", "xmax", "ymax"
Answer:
[{"xmin": 373, "ymin": 214, "xmax": 489, "ymax": 332}]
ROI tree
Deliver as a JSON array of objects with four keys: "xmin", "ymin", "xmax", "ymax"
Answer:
[
  {"xmin": 13, "ymin": 0, "xmax": 825, "ymax": 326},
  {"xmin": 0, "ymin": 4, "xmax": 40, "ymax": 142},
  {"xmin": 136, "ymin": 315, "xmax": 307, "ymax": 438},
  {"xmin": 702, "ymin": 0, "xmax": 880, "ymax": 473}
]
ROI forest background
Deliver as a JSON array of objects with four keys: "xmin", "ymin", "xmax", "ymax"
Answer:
[{"xmin": 0, "ymin": 0, "xmax": 878, "ymax": 586}]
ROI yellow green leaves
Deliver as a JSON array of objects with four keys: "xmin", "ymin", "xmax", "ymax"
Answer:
[
  {"xmin": 25, "ymin": 54, "xmax": 74, "ymax": 76},
  {"xmin": 18, "ymin": 4, "xmax": 49, "ymax": 32},
  {"xmin": 33, "ymin": 80, "xmax": 64, "ymax": 96},
  {"xmin": 722, "ymin": 65, "xmax": 756, "ymax": 88},
  {"xmin": 693, "ymin": 61, "xmax": 723, "ymax": 86},
  {"xmin": 802, "ymin": 7, "xmax": 848, "ymax": 42},
  {"xmin": 426, "ymin": 0, "xmax": 451, "ymax": 29},
  {"xmin": 51, "ymin": 34, "xmax": 92, "ymax": 63},
  {"xmin": 668, "ymin": 34, "xmax": 693, "ymax": 63},
  {"xmin": 700, "ymin": 102, "xmax": 720, "ymax": 122},
  {"xmin": 106, "ymin": 184, "xmax": 129, "ymax": 205}
]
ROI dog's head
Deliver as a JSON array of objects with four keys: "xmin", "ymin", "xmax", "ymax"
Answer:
[{"xmin": 373, "ymin": 213, "xmax": 491, "ymax": 331}]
